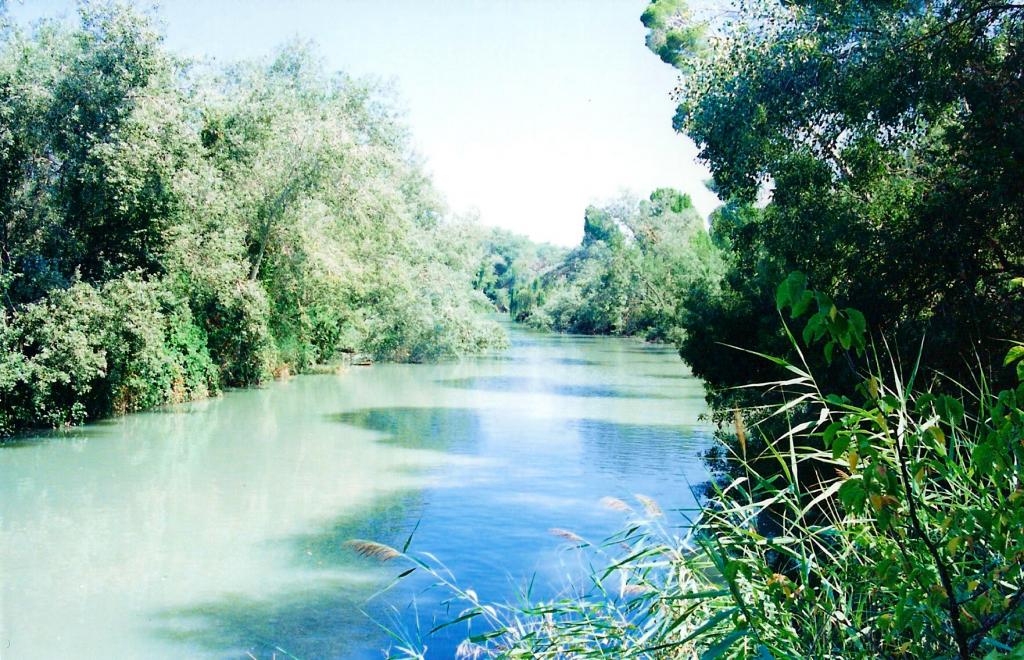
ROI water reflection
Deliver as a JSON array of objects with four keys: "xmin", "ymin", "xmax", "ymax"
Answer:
[
  {"xmin": 435, "ymin": 376, "xmax": 682, "ymax": 400},
  {"xmin": 0, "ymin": 324, "xmax": 712, "ymax": 659},
  {"xmin": 329, "ymin": 407, "xmax": 482, "ymax": 453},
  {"xmin": 156, "ymin": 494, "xmax": 424, "ymax": 659}
]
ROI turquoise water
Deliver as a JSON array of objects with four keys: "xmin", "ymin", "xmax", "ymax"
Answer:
[{"xmin": 0, "ymin": 325, "xmax": 712, "ymax": 658}]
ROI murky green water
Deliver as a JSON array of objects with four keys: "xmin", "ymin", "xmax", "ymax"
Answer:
[{"xmin": 0, "ymin": 325, "xmax": 712, "ymax": 658}]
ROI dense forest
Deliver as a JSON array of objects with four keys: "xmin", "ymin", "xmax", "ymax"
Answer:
[{"xmin": 0, "ymin": 4, "xmax": 505, "ymax": 436}]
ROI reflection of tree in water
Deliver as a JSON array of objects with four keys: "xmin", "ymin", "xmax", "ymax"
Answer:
[
  {"xmin": 150, "ymin": 409, "xmax": 485, "ymax": 659},
  {"xmin": 468, "ymin": 354, "xmax": 528, "ymax": 363},
  {"xmin": 294, "ymin": 492, "xmax": 423, "ymax": 569},
  {"xmin": 330, "ymin": 406, "xmax": 483, "ymax": 453},
  {"xmin": 435, "ymin": 376, "xmax": 679, "ymax": 400},
  {"xmin": 153, "ymin": 492, "xmax": 430, "ymax": 659},
  {"xmin": 546, "ymin": 356, "xmax": 602, "ymax": 366}
]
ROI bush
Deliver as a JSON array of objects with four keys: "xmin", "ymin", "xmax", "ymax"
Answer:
[
  {"xmin": 0, "ymin": 276, "xmax": 219, "ymax": 435},
  {"xmin": 99, "ymin": 277, "xmax": 219, "ymax": 414},
  {"xmin": 0, "ymin": 283, "xmax": 108, "ymax": 432},
  {"xmin": 362, "ymin": 265, "xmax": 508, "ymax": 363},
  {"xmin": 349, "ymin": 301, "xmax": 1024, "ymax": 658},
  {"xmin": 193, "ymin": 279, "xmax": 277, "ymax": 387}
]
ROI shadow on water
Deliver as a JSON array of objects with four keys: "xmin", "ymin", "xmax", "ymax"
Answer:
[
  {"xmin": 149, "ymin": 408, "xmax": 490, "ymax": 658},
  {"xmin": 0, "ymin": 420, "xmax": 122, "ymax": 449},
  {"xmin": 435, "ymin": 376, "xmax": 681, "ymax": 400},
  {"xmin": 153, "ymin": 492, "xmax": 429, "ymax": 660},
  {"xmin": 613, "ymin": 346, "xmax": 679, "ymax": 355},
  {"xmin": 468, "ymin": 354, "xmax": 528, "ymax": 364},
  {"xmin": 327, "ymin": 407, "xmax": 483, "ymax": 452},
  {"xmin": 292, "ymin": 493, "xmax": 424, "ymax": 569},
  {"xmin": 148, "ymin": 403, "xmax": 713, "ymax": 659},
  {"xmin": 154, "ymin": 581, "xmax": 388, "ymax": 659},
  {"xmin": 545, "ymin": 356, "xmax": 603, "ymax": 366}
]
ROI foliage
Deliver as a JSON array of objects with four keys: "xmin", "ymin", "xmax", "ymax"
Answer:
[
  {"xmin": 0, "ymin": 2, "xmax": 506, "ymax": 436},
  {"xmin": 480, "ymin": 189, "xmax": 724, "ymax": 342},
  {"xmin": 0, "ymin": 276, "xmax": 218, "ymax": 435},
  {"xmin": 354, "ymin": 309, "xmax": 1024, "ymax": 658},
  {"xmin": 640, "ymin": 0, "xmax": 705, "ymax": 72},
  {"xmin": 641, "ymin": 0, "xmax": 1024, "ymax": 484},
  {"xmin": 472, "ymin": 227, "xmax": 566, "ymax": 319}
]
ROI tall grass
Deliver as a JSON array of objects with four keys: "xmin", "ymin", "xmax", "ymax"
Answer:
[{"xmin": 349, "ymin": 317, "xmax": 1024, "ymax": 658}]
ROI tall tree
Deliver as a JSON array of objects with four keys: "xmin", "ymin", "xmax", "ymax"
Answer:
[{"xmin": 644, "ymin": 0, "xmax": 1024, "ymax": 394}]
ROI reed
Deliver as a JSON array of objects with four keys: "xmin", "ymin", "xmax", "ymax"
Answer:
[{"xmin": 348, "ymin": 336, "xmax": 1024, "ymax": 658}]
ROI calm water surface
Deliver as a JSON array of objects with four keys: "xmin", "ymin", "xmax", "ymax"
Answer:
[{"xmin": 0, "ymin": 325, "xmax": 712, "ymax": 658}]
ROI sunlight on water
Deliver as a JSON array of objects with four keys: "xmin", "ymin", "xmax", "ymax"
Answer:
[{"xmin": 0, "ymin": 326, "xmax": 712, "ymax": 658}]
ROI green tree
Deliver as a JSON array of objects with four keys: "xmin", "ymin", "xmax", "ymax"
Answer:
[
  {"xmin": 643, "ymin": 0, "xmax": 1024, "ymax": 414},
  {"xmin": 0, "ymin": 2, "xmax": 507, "ymax": 435}
]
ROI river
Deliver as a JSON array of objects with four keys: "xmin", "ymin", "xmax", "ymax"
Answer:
[{"xmin": 0, "ymin": 324, "xmax": 712, "ymax": 658}]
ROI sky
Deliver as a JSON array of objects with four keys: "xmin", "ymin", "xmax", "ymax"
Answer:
[{"xmin": 8, "ymin": 0, "xmax": 720, "ymax": 246}]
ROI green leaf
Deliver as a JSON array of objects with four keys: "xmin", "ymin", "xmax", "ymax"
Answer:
[
  {"xmin": 1005, "ymin": 345, "xmax": 1024, "ymax": 366},
  {"xmin": 791, "ymin": 290, "xmax": 813, "ymax": 318},
  {"xmin": 802, "ymin": 314, "xmax": 823, "ymax": 345},
  {"xmin": 823, "ymin": 421, "xmax": 840, "ymax": 449},
  {"xmin": 429, "ymin": 609, "xmax": 482, "ymax": 635},
  {"xmin": 776, "ymin": 271, "xmax": 806, "ymax": 312},
  {"xmin": 468, "ymin": 629, "xmax": 507, "ymax": 643},
  {"xmin": 937, "ymin": 395, "xmax": 965, "ymax": 425},
  {"xmin": 838, "ymin": 479, "xmax": 866, "ymax": 511},
  {"xmin": 846, "ymin": 307, "xmax": 866, "ymax": 340},
  {"xmin": 402, "ymin": 519, "xmax": 421, "ymax": 553},
  {"xmin": 701, "ymin": 628, "xmax": 749, "ymax": 659},
  {"xmin": 838, "ymin": 326, "xmax": 852, "ymax": 350},
  {"xmin": 832, "ymin": 430, "xmax": 851, "ymax": 458}
]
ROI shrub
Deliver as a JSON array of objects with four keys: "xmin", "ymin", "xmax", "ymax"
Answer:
[
  {"xmin": 0, "ymin": 276, "xmax": 219, "ymax": 435},
  {"xmin": 0, "ymin": 283, "xmax": 108, "ymax": 431},
  {"xmin": 99, "ymin": 277, "xmax": 219, "ymax": 414},
  {"xmin": 362, "ymin": 266, "xmax": 507, "ymax": 363},
  {"xmin": 349, "ymin": 291, "xmax": 1024, "ymax": 658},
  {"xmin": 193, "ymin": 279, "xmax": 277, "ymax": 387}
]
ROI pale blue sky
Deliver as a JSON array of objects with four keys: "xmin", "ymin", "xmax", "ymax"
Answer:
[{"xmin": 9, "ymin": 0, "xmax": 719, "ymax": 246}]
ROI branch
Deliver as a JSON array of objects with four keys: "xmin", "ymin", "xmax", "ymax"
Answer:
[
  {"xmin": 969, "ymin": 585, "xmax": 1024, "ymax": 652},
  {"xmin": 906, "ymin": 3, "xmax": 1024, "ymax": 48},
  {"xmin": 894, "ymin": 426, "xmax": 971, "ymax": 659}
]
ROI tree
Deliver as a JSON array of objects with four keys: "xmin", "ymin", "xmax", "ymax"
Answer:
[
  {"xmin": 644, "ymin": 0, "xmax": 1024, "ymax": 399},
  {"xmin": 0, "ymin": 2, "xmax": 181, "ymax": 297},
  {"xmin": 0, "ymin": 2, "xmax": 507, "ymax": 435}
]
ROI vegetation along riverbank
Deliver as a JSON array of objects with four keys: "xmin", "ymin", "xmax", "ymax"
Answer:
[
  {"xmin": 352, "ymin": 0, "xmax": 1024, "ymax": 656},
  {"xmin": 0, "ymin": 3, "xmax": 506, "ymax": 437},
  {"xmin": 2, "ymin": 0, "xmax": 1023, "ymax": 657}
]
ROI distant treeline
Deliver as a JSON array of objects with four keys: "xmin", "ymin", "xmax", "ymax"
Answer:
[
  {"xmin": 474, "ymin": 188, "xmax": 722, "ymax": 343},
  {"xmin": 0, "ymin": 3, "xmax": 505, "ymax": 436}
]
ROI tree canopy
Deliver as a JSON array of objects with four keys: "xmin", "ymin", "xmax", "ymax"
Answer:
[
  {"xmin": 0, "ymin": 2, "xmax": 506, "ymax": 435},
  {"xmin": 641, "ymin": 0, "xmax": 1024, "ymax": 404}
]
